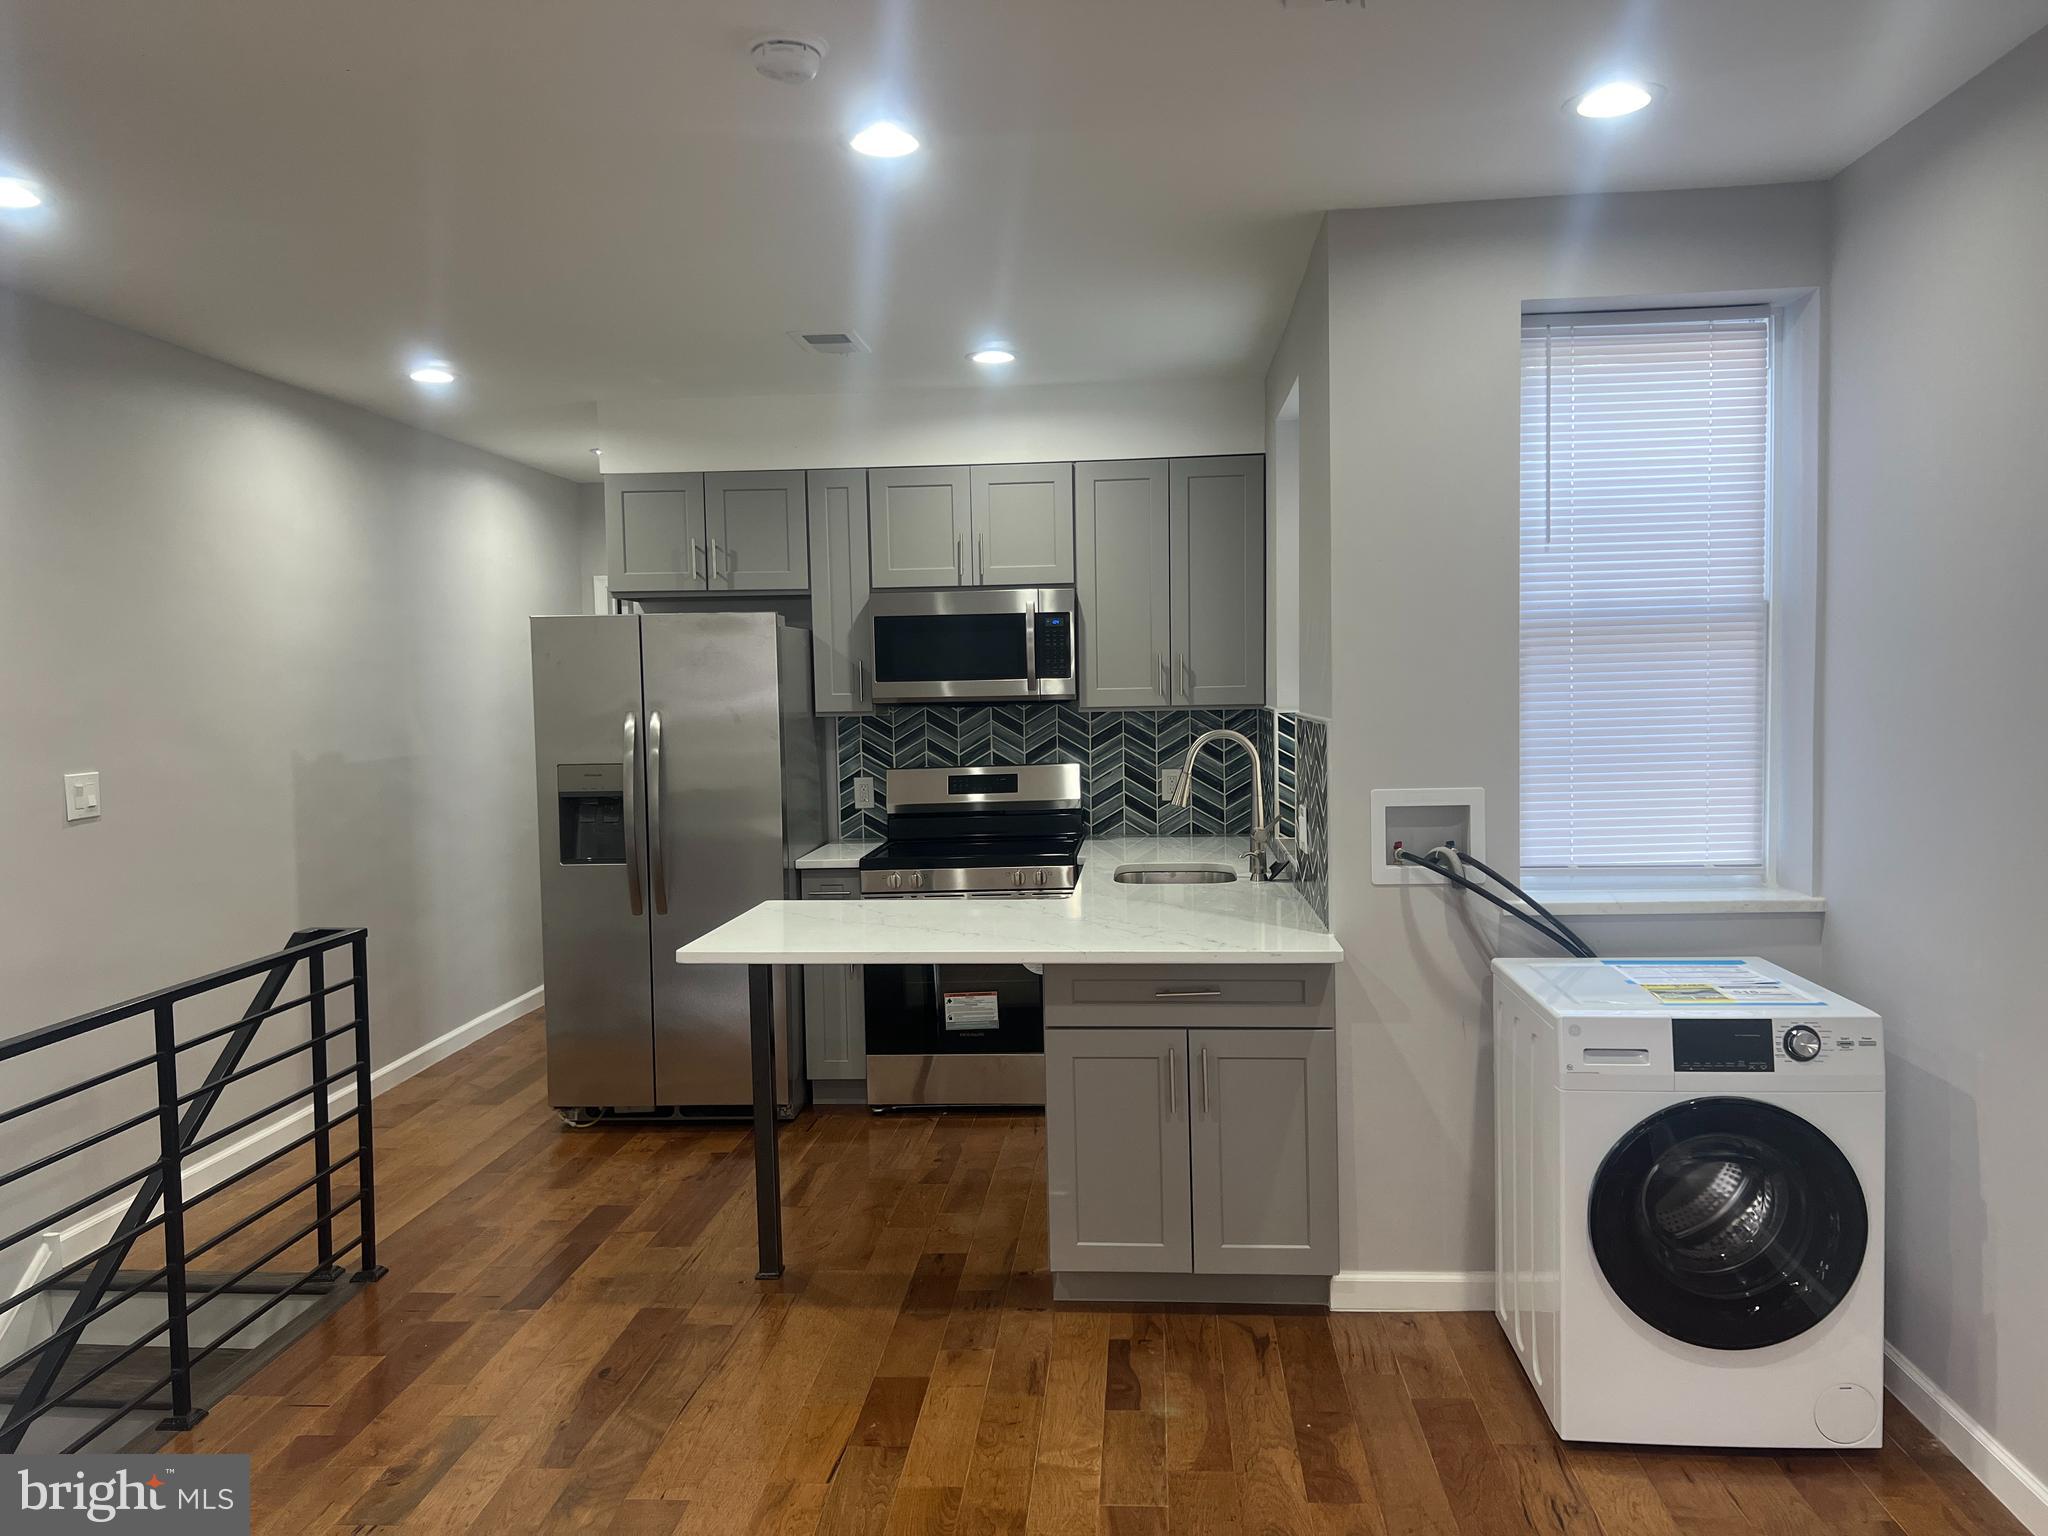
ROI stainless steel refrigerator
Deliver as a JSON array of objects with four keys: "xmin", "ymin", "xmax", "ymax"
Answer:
[{"xmin": 529, "ymin": 612, "xmax": 824, "ymax": 1117}]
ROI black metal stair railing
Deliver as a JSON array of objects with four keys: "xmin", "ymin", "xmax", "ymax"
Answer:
[{"xmin": 0, "ymin": 927, "xmax": 382, "ymax": 1452}]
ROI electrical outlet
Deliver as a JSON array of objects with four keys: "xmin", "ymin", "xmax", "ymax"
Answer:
[
  {"xmin": 64, "ymin": 771, "xmax": 101, "ymax": 823},
  {"xmin": 1159, "ymin": 767, "xmax": 1184, "ymax": 801},
  {"xmin": 853, "ymin": 775, "xmax": 878, "ymax": 811}
]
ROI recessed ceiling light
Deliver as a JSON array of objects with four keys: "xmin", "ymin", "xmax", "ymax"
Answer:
[
  {"xmin": 0, "ymin": 177, "xmax": 44, "ymax": 210},
  {"xmin": 1570, "ymin": 81, "xmax": 1657, "ymax": 119},
  {"xmin": 408, "ymin": 363, "xmax": 457, "ymax": 385},
  {"xmin": 849, "ymin": 121, "xmax": 920, "ymax": 158},
  {"xmin": 968, "ymin": 348, "xmax": 1016, "ymax": 366}
]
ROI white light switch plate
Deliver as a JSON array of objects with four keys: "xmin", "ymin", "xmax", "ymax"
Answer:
[{"xmin": 64, "ymin": 771, "xmax": 101, "ymax": 823}]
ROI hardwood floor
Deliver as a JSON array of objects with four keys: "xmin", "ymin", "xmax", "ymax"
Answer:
[{"xmin": 162, "ymin": 1011, "xmax": 2024, "ymax": 1536}]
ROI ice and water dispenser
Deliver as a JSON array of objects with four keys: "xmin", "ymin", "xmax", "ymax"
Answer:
[{"xmin": 556, "ymin": 763, "xmax": 626, "ymax": 864}]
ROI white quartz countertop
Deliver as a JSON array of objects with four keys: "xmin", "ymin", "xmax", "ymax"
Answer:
[
  {"xmin": 683, "ymin": 836, "xmax": 1341, "ymax": 965},
  {"xmin": 795, "ymin": 841, "xmax": 880, "ymax": 871}
]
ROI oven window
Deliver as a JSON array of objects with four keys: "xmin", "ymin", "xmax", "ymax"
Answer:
[{"xmin": 874, "ymin": 613, "xmax": 1027, "ymax": 683}]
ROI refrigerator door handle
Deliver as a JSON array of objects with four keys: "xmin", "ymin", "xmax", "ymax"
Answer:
[
  {"xmin": 647, "ymin": 710, "xmax": 668, "ymax": 915},
  {"xmin": 623, "ymin": 711, "xmax": 644, "ymax": 917}
]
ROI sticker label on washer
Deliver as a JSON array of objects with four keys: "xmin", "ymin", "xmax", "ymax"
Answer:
[
  {"xmin": 942, "ymin": 991, "xmax": 1001, "ymax": 1032},
  {"xmin": 1605, "ymin": 960, "xmax": 1821, "ymax": 1006}
]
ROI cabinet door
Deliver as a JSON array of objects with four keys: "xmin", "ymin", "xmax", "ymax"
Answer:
[
  {"xmin": 803, "ymin": 963, "xmax": 867, "ymax": 1080},
  {"xmin": 1170, "ymin": 456, "xmax": 1265, "ymax": 706},
  {"xmin": 971, "ymin": 463, "xmax": 1075, "ymax": 586},
  {"xmin": 606, "ymin": 473, "xmax": 706, "ymax": 593},
  {"xmin": 706, "ymin": 470, "xmax": 809, "ymax": 591},
  {"xmin": 806, "ymin": 469, "xmax": 873, "ymax": 714},
  {"xmin": 1075, "ymin": 460, "xmax": 1172, "ymax": 708},
  {"xmin": 1188, "ymin": 1027, "xmax": 1337, "ymax": 1276},
  {"xmin": 1046, "ymin": 1027, "xmax": 1192, "ymax": 1273},
  {"xmin": 869, "ymin": 467, "xmax": 971, "ymax": 588}
]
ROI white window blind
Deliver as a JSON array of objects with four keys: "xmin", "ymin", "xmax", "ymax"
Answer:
[{"xmin": 1520, "ymin": 309, "xmax": 1771, "ymax": 872}]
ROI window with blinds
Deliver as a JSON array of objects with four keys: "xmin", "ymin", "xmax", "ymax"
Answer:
[{"xmin": 1519, "ymin": 308, "xmax": 1772, "ymax": 873}]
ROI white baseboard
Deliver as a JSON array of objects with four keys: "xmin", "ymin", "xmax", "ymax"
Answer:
[
  {"xmin": 48, "ymin": 984, "xmax": 542, "ymax": 1253},
  {"xmin": 1329, "ymin": 1270, "xmax": 1495, "ymax": 1312},
  {"xmin": 1886, "ymin": 1343, "xmax": 2048, "ymax": 1536}
]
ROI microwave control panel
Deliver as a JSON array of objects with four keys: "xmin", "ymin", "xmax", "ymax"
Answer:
[{"xmin": 1035, "ymin": 613, "xmax": 1074, "ymax": 678}]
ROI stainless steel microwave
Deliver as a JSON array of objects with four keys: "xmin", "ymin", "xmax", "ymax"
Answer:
[{"xmin": 867, "ymin": 587, "xmax": 1077, "ymax": 703}]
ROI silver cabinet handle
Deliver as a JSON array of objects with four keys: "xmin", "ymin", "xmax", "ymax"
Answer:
[
  {"xmin": 1200, "ymin": 1046, "xmax": 1213, "ymax": 1117},
  {"xmin": 622, "ymin": 712, "xmax": 644, "ymax": 917},
  {"xmin": 1155, "ymin": 987, "xmax": 1224, "ymax": 999},
  {"xmin": 1176, "ymin": 653, "xmax": 1187, "ymax": 701},
  {"xmin": 1162, "ymin": 656, "xmax": 1171, "ymax": 702},
  {"xmin": 647, "ymin": 710, "xmax": 668, "ymax": 915},
  {"xmin": 690, "ymin": 542, "xmax": 704, "ymax": 581},
  {"xmin": 976, "ymin": 531, "xmax": 986, "ymax": 584},
  {"xmin": 956, "ymin": 537, "xmax": 964, "ymax": 584},
  {"xmin": 709, "ymin": 538, "xmax": 723, "ymax": 584},
  {"xmin": 1025, "ymin": 600, "xmax": 1039, "ymax": 693},
  {"xmin": 1167, "ymin": 1044, "xmax": 1179, "ymax": 1120},
  {"xmin": 855, "ymin": 657, "xmax": 867, "ymax": 705}
]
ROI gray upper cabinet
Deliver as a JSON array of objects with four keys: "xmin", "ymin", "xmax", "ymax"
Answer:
[
  {"xmin": 971, "ymin": 463, "xmax": 1075, "ymax": 586},
  {"xmin": 1187, "ymin": 1027, "xmax": 1338, "ymax": 1276},
  {"xmin": 869, "ymin": 466, "xmax": 972, "ymax": 588},
  {"xmin": 1046, "ymin": 1027, "xmax": 1193, "ymax": 1274},
  {"xmin": 606, "ymin": 473, "xmax": 706, "ymax": 594},
  {"xmin": 1076, "ymin": 460, "xmax": 1173, "ymax": 708},
  {"xmin": 806, "ymin": 469, "xmax": 873, "ymax": 714},
  {"xmin": 1171, "ymin": 456, "xmax": 1265, "ymax": 707},
  {"xmin": 705, "ymin": 470, "xmax": 809, "ymax": 591}
]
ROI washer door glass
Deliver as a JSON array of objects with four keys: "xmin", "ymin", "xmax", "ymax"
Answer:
[{"xmin": 1588, "ymin": 1098, "xmax": 1868, "ymax": 1350}]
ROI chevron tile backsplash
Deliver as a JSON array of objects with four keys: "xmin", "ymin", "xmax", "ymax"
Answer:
[
  {"xmin": 833, "ymin": 704, "xmax": 1331, "ymax": 925},
  {"xmin": 835, "ymin": 705, "xmax": 1268, "ymax": 840}
]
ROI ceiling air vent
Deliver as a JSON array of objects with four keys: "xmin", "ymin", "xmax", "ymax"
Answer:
[{"xmin": 789, "ymin": 329, "xmax": 871, "ymax": 356}]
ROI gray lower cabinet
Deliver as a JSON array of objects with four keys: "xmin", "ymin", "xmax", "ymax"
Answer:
[
  {"xmin": 1045, "ymin": 1027, "xmax": 1193, "ymax": 1273},
  {"xmin": 869, "ymin": 466, "xmax": 972, "ymax": 588},
  {"xmin": 705, "ymin": 470, "xmax": 809, "ymax": 591},
  {"xmin": 1044, "ymin": 967, "xmax": 1335, "ymax": 1278},
  {"xmin": 971, "ymin": 462, "xmax": 1075, "ymax": 585},
  {"xmin": 606, "ymin": 472, "xmax": 707, "ymax": 593},
  {"xmin": 806, "ymin": 469, "xmax": 872, "ymax": 713},
  {"xmin": 1076, "ymin": 460, "xmax": 1173, "ymax": 707},
  {"xmin": 1171, "ymin": 455, "xmax": 1265, "ymax": 707},
  {"xmin": 1187, "ymin": 1027, "xmax": 1338, "ymax": 1275},
  {"xmin": 799, "ymin": 869, "xmax": 865, "ymax": 1079}
]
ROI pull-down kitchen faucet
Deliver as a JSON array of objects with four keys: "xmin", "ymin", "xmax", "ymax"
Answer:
[{"xmin": 1169, "ymin": 729, "xmax": 1291, "ymax": 881}]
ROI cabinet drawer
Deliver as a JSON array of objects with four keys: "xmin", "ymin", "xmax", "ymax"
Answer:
[
  {"xmin": 1045, "ymin": 965, "xmax": 1332, "ymax": 1028},
  {"xmin": 799, "ymin": 871, "xmax": 861, "ymax": 899}
]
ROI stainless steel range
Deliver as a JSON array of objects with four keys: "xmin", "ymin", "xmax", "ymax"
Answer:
[
  {"xmin": 858, "ymin": 763, "xmax": 1083, "ymax": 1109},
  {"xmin": 858, "ymin": 764, "xmax": 1084, "ymax": 897}
]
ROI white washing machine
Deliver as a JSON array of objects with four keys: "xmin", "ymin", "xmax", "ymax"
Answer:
[{"xmin": 1491, "ymin": 957, "xmax": 1884, "ymax": 1449}]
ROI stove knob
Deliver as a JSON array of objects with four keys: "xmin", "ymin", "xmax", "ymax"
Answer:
[
  {"xmin": 886, "ymin": 872, "xmax": 902, "ymax": 890},
  {"xmin": 1784, "ymin": 1024, "xmax": 1824, "ymax": 1062},
  {"xmin": 1013, "ymin": 870, "xmax": 1025, "ymax": 889},
  {"xmin": 910, "ymin": 871, "xmax": 924, "ymax": 890},
  {"xmin": 1034, "ymin": 869, "xmax": 1047, "ymax": 887}
]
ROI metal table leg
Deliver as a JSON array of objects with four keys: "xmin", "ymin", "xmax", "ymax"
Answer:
[{"xmin": 748, "ymin": 963, "xmax": 783, "ymax": 1278}]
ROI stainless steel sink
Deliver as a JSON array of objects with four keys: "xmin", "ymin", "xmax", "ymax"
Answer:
[{"xmin": 1113, "ymin": 864, "xmax": 1239, "ymax": 885}]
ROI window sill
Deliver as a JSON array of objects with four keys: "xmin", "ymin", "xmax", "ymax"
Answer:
[{"xmin": 1518, "ymin": 885, "xmax": 1826, "ymax": 917}]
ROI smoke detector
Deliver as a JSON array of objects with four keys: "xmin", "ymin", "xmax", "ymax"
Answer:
[
  {"xmin": 788, "ymin": 329, "xmax": 870, "ymax": 357},
  {"xmin": 751, "ymin": 37, "xmax": 825, "ymax": 84}
]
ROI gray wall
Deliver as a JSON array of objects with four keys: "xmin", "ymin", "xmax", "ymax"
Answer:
[
  {"xmin": 0, "ymin": 288, "xmax": 579, "ymax": 1222},
  {"xmin": 1264, "ymin": 225, "xmax": 1333, "ymax": 720},
  {"xmin": 1304, "ymin": 184, "xmax": 1831, "ymax": 1283},
  {"xmin": 1824, "ymin": 25, "xmax": 2048, "ymax": 1489}
]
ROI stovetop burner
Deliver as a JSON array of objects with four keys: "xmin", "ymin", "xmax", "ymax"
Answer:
[{"xmin": 859, "ymin": 764, "xmax": 1085, "ymax": 897}]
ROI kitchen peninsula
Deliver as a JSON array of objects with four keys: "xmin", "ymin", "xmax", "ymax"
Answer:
[{"xmin": 676, "ymin": 835, "xmax": 1342, "ymax": 1299}]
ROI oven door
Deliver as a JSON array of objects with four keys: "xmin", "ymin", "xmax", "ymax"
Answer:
[
  {"xmin": 869, "ymin": 588, "xmax": 1076, "ymax": 702},
  {"xmin": 863, "ymin": 963, "xmax": 1047, "ymax": 1107}
]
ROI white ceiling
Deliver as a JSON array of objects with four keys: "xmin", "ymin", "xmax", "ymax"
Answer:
[{"xmin": 1, "ymin": 0, "xmax": 2042, "ymax": 480}]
